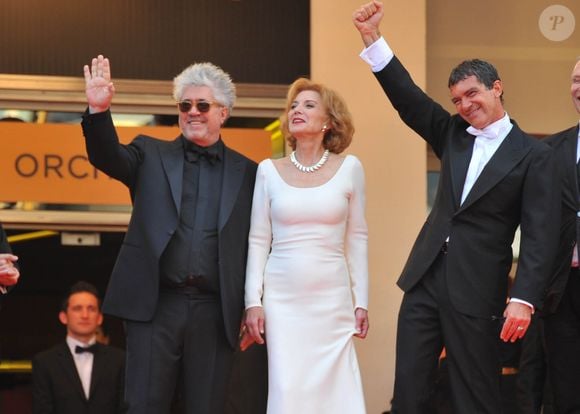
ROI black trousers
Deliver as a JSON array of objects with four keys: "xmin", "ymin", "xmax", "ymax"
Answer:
[
  {"xmin": 544, "ymin": 269, "xmax": 580, "ymax": 414},
  {"xmin": 224, "ymin": 345, "xmax": 268, "ymax": 414},
  {"xmin": 515, "ymin": 316, "xmax": 547, "ymax": 414},
  {"xmin": 124, "ymin": 287, "xmax": 234, "ymax": 414},
  {"xmin": 392, "ymin": 253, "xmax": 503, "ymax": 414}
]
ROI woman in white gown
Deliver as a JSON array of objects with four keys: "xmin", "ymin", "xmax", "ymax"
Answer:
[{"xmin": 243, "ymin": 78, "xmax": 369, "ymax": 414}]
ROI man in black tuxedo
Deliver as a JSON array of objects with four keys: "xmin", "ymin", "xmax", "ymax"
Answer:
[
  {"xmin": 353, "ymin": 2, "xmax": 559, "ymax": 413},
  {"xmin": 81, "ymin": 56, "xmax": 257, "ymax": 414},
  {"xmin": 0, "ymin": 224, "xmax": 19, "ymax": 295},
  {"xmin": 542, "ymin": 58, "xmax": 580, "ymax": 414},
  {"xmin": 32, "ymin": 281, "xmax": 125, "ymax": 414}
]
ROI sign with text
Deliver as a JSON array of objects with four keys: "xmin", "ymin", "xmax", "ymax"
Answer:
[{"xmin": 0, "ymin": 123, "xmax": 271, "ymax": 205}]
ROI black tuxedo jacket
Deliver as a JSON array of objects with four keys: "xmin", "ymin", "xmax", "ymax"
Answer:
[
  {"xmin": 375, "ymin": 57, "xmax": 560, "ymax": 317},
  {"xmin": 81, "ymin": 110, "xmax": 257, "ymax": 348},
  {"xmin": 32, "ymin": 342, "xmax": 125, "ymax": 414},
  {"xmin": 543, "ymin": 124, "xmax": 579, "ymax": 313}
]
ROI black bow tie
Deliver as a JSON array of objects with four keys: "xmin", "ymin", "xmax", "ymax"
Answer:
[
  {"xmin": 185, "ymin": 144, "xmax": 219, "ymax": 165},
  {"xmin": 75, "ymin": 344, "xmax": 98, "ymax": 354}
]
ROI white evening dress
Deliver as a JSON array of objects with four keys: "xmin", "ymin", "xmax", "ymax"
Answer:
[{"xmin": 245, "ymin": 155, "xmax": 368, "ymax": 414}]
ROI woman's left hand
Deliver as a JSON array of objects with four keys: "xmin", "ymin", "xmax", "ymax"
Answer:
[
  {"xmin": 354, "ymin": 308, "xmax": 369, "ymax": 339},
  {"xmin": 239, "ymin": 330, "xmax": 256, "ymax": 351}
]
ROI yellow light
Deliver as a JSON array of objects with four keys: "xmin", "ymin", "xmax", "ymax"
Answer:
[{"xmin": 7, "ymin": 230, "xmax": 59, "ymax": 243}]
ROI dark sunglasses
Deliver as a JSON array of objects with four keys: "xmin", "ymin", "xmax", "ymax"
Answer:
[{"xmin": 177, "ymin": 100, "xmax": 220, "ymax": 113}]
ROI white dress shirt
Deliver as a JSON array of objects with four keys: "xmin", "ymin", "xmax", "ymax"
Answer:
[
  {"xmin": 66, "ymin": 336, "xmax": 96, "ymax": 399},
  {"xmin": 461, "ymin": 115, "xmax": 513, "ymax": 204}
]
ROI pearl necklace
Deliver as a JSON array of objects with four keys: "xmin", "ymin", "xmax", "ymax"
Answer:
[{"xmin": 290, "ymin": 149, "xmax": 330, "ymax": 173}]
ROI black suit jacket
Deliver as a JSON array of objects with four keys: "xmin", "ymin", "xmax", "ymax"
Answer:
[
  {"xmin": 32, "ymin": 342, "xmax": 125, "ymax": 414},
  {"xmin": 543, "ymin": 125, "xmax": 579, "ymax": 313},
  {"xmin": 375, "ymin": 57, "xmax": 560, "ymax": 317},
  {"xmin": 81, "ymin": 110, "xmax": 257, "ymax": 348}
]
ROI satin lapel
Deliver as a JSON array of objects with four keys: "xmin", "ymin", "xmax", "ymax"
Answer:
[
  {"xmin": 57, "ymin": 344, "xmax": 87, "ymax": 401},
  {"xmin": 449, "ymin": 130, "xmax": 475, "ymax": 208},
  {"xmin": 218, "ymin": 147, "xmax": 246, "ymax": 230},
  {"xmin": 159, "ymin": 137, "xmax": 185, "ymax": 213},
  {"xmin": 88, "ymin": 344, "xmax": 103, "ymax": 400},
  {"xmin": 561, "ymin": 129, "xmax": 579, "ymax": 211},
  {"xmin": 458, "ymin": 127, "xmax": 530, "ymax": 212}
]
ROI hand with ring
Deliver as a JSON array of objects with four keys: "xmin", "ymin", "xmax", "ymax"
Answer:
[{"xmin": 500, "ymin": 302, "xmax": 532, "ymax": 342}]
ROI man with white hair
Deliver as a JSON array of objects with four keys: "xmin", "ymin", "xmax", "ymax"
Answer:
[{"xmin": 82, "ymin": 56, "xmax": 257, "ymax": 414}]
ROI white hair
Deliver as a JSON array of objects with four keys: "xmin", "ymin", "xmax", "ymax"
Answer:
[{"xmin": 173, "ymin": 62, "xmax": 236, "ymax": 114}]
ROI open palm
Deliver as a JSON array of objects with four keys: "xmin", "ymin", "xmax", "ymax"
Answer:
[{"xmin": 83, "ymin": 55, "xmax": 115, "ymax": 112}]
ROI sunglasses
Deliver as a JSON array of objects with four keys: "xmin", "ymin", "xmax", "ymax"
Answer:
[{"xmin": 177, "ymin": 100, "xmax": 220, "ymax": 113}]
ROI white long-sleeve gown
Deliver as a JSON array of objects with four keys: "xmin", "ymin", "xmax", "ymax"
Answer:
[{"xmin": 245, "ymin": 155, "xmax": 368, "ymax": 414}]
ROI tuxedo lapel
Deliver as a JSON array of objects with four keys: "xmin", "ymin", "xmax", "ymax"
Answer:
[
  {"xmin": 458, "ymin": 127, "xmax": 531, "ymax": 212},
  {"xmin": 158, "ymin": 138, "xmax": 248, "ymax": 230},
  {"xmin": 159, "ymin": 137, "xmax": 186, "ymax": 213},
  {"xmin": 449, "ymin": 130, "xmax": 475, "ymax": 208},
  {"xmin": 56, "ymin": 344, "xmax": 87, "ymax": 401},
  {"xmin": 89, "ymin": 344, "xmax": 104, "ymax": 400},
  {"xmin": 560, "ymin": 128, "xmax": 579, "ymax": 211},
  {"xmin": 219, "ymin": 147, "xmax": 246, "ymax": 230}
]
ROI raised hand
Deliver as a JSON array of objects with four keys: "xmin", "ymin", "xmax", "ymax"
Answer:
[
  {"xmin": 352, "ymin": 0, "xmax": 384, "ymax": 47},
  {"xmin": 83, "ymin": 55, "xmax": 116, "ymax": 114}
]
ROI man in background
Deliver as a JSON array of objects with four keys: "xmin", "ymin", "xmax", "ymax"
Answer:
[{"xmin": 32, "ymin": 281, "xmax": 125, "ymax": 414}]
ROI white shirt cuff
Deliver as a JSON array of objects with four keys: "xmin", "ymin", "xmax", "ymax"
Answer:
[
  {"xmin": 509, "ymin": 297, "xmax": 534, "ymax": 312},
  {"xmin": 359, "ymin": 36, "xmax": 394, "ymax": 73}
]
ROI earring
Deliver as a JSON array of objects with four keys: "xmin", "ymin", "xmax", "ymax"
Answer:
[{"xmin": 322, "ymin": 125, "xmax": 328, "ymax": 132}]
